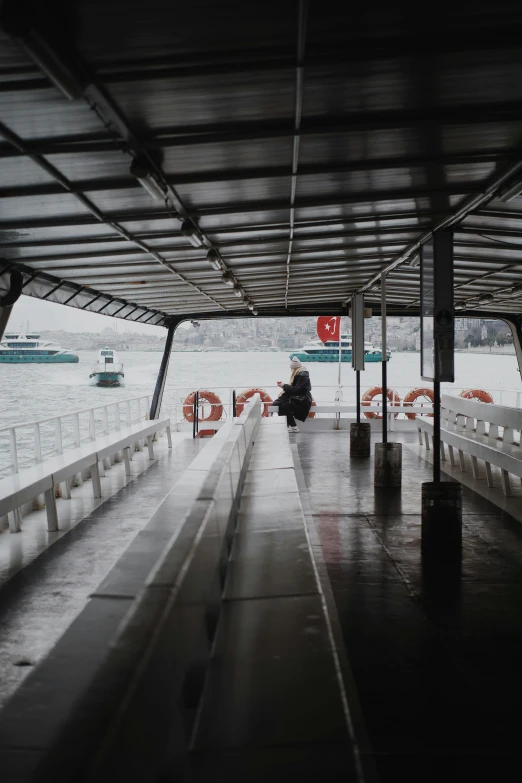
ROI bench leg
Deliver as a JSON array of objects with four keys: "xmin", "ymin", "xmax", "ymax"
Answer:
[
  {"xmin": 147, "ymin": 434, "xmax": 155, "ymax": 460},
  {"xmin": 123, "ymin": 447, "xmax": 132, "ymax": 477},
  {"xmin": 471, "ymin": 456, "xmax": 480, "ymax": 479},
  {"xmin": 501, "ymin": 469, "xmax": 511, "ymax": 496},
  {"xmin": 448, "ymin": 445, "xmax": 456, "ymax": 466},
  {"xmin": 135, "ymin": 439, "xmax": 143, "ymax": 452},
  {"xmin": 8, "ymin": 508, "xmax": 22, "ymax": 533},
  {"xmin": 458, "ymin": 450, "xmax": 466, "ymax": 471},
  {"xmin": 440, "ymin": 442, "xmax": 446, "ymax": 461},
  {"xmin": 91, "ymin": 463, "xmax": 102, "ymax": 499},
  {"xmin": 44, "ymin": 488, "xmax": 58, "ymax": 532},
  {"xmin": 166, "ymin": 425, "xmax": 172, "ymax": 448},
  {"xmin": 74, "ymin": 472, "xmax": 83, "ymax": 487},
  {"xmin": 103, "ymin": 457, "xmax": 112, "ymax": 471},
  {"xmin": 98, "ymin": 460, "xmax": 106, "ymax": 477},
  {"xmin": 485, "ymin": 462, "xmax": 494, "ymax": 488},
  {"xmin": 61, "ymin": 479, "xmax": 72, "ymax": 500},
  {"xmin": 424, "ymin": 431, "xmax": 430, "ymax": 449}
]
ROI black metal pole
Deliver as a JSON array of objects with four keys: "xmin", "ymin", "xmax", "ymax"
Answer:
[
  {"xmin": 381, "ymin": 272, "xmax": 388, "ymax": 443},
  {"xmin": 433, "ymin": 378, "xmax": 441, "ymax": 482},
  {"xmin": 149, "ymin": 319, "xmax": 178, "ymax": 420},
  {"xmin": 356, "ymin": 370, "xmax": 361, "ymax": 424},
  {"xmin": 382, "ymin": 359, "xmax": 388, "ymax": 443},
  {"xmin": 232, "ymin": 389, "xmax": 237, "ymax": 418},
  {"xmin": 192, "ymin": 391, "xmax": 198, "ymax": 438}
]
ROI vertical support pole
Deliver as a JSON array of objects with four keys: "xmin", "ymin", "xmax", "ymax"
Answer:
[
  {"xmin": 356, "ymin": 370, "xmax": 361, "ymax": 425},
  {"xmin": 54, "ymin": 418, "xmax": 63, "ymax": 455},
  {"xmin": 150, "ymin": 319, "xmax": 178, "ymax": 420},
  {"xmin": 232, "ymin": 389, "xmax": 237, "ymax": 418},
  {"xmin": 433, "ymin": 379, "xmax": 441, "ymax": 483},
  {"xmin": 89, "ymin": 409, "xmax": 96, "ymax": 441},
  {"xmin": 381, "ymin": 272, "xmax": 388, "ymax": 444},
  {"xmin": 9, "ymin": 428, "xmax": 18, "ymax": 475},
  {"xmin": 34, "ymin": 423, "xmax": 42, "ymax": 464},
  {"xmin": 123, "ymin": 447, "xmax": 131, "ymax": 477}
]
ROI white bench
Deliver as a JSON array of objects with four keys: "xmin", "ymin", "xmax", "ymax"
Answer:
[
  {"xmin": 0, "ymin": 418, "xmax": 172, "ymax": 533},
  {"xmin": 417, "ymin": 394, "xmax": 522, "ymax": 496}
]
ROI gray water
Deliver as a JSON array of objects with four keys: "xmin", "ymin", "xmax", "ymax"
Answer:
[{"xmin": 0, "ymin": 350, "xmax": 520, "ymax": 475}]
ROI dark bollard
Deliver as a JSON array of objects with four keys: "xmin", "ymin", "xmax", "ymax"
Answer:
[
  {"xmin": 350, "ymin": 422, "xmax": 371, "ymax": 457},
  {"xmin": 374, "ymin": 442, "xmax": 402, "ymax": 487},
  {"xmin": 421, "ymin": 481, "xmax": 462, "ymax": 554}
]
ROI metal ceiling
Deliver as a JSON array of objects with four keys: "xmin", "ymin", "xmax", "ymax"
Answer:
[{"xmin": 2, "ymin": 1, "xmax": 522, "ymax": 326}]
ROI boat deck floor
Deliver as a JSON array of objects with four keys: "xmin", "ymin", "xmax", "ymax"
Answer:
[
  {"xmin": 294, "ymin": 430, "xmax": 522, "ymax": 782},
  {"xmin": 0, "ymin": 434, "xmax": 200, "ymax": 709}
]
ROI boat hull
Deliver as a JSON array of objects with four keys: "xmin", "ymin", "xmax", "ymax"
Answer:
[
  {"xmin": 0, "ymin": 354, "xmax": 79, "ymax": 363},
  {"xmin": 290, "ymin": 351, "xmax": 389, "ymax": 362},
  {"xmin": 90, "ymin": 372, "xmax": 124, "ymax": 387}
]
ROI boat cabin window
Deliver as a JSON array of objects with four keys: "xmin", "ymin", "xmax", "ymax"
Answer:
[
  {"xmin": 101, "ymin": 350, "xmax": 113, "ymax": 356},
  {"xmin": 6, "ymin": 342, "xmax": 38, "ymax": 348}
]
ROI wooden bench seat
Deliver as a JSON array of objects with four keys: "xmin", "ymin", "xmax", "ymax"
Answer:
[
  {"xmin": 418, "ymin": 394, "xmax": 522, "ymax": 496},
  {"xmin": 0, "ymin": 417, "xmax": 171, "ymax": 533}
]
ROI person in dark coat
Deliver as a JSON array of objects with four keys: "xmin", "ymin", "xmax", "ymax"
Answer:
[{"xmin": 273, "ymin": 357, "xmax": 312, "ymax": 432}]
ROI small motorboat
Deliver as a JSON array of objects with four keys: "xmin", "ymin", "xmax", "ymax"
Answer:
[{"xmin": 89, "ymin": 347, "xmax": 124, "ymax": 387}]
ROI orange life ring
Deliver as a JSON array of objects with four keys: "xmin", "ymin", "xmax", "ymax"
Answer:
[
  {"xmin": 459, "ymin": 389, "xmax": 494, "ymax": 404},
  {"xmin": 236, "ymin": 388, "xmax": 273, "ymax": 417},
  {"xmin": 362, "ymin": 387, "xmax": 401, "ymax": 419},
  {"xmin": 403, "ymin": 387, "xmax": 434, "ymax": 420},
  {"xmin": 183, "ymin": 390, "xmax": 223, "ymax": 422},
  {"xmin": 308, "ymin": 398, "xmax": 316, "ymax": 419}
]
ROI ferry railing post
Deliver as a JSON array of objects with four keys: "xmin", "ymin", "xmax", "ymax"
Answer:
[
  {"xmin": 34, "ymin": 423, "xmax": 42, "ymax": 464},
  {"xmin": 356, "ymin": 371, "xmax": 361, "ymax": 425},
  {"xmin": 374, "ymin": 271, "xmax": 402, "ymax": 487},
  {"xmin": 232, "ymin": 389, "xmax": 237, "ymax": 418},
  {"xmin": 9, "ymin": 428, "xmax": 18, "ymax": 475}
]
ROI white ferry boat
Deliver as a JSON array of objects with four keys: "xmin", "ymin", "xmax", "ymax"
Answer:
[
  {"xmin": 290, "ymin": 333, "xmax": 390, "ymax": 362},
  {"xmin": 89, "ymin": 347, "xmax": 124, "ymax": 387},
  {"xmin": 0, "ymin": 333, "xmax": 79, "ymax": 363}
]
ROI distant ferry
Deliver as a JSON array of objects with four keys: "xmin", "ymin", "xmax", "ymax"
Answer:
[
  {"xmin": 290, "ymin": 333, "xmax": 390, "ymax": 363},
  {"xmin": 0, "ymin": 333, "xmax": 79, "ymax": 363},
  {"xmin": 89, "ymin": 347, "xmax": 124, "ymax": 387}
]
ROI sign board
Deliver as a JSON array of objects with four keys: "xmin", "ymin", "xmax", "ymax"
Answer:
[
  {"xmin": 316, "ymin": 316, "xmax": 341, "ymax": 343},
  {"xmin": 420, "ymin": 231, "xmax": 454, "ymax": 382},
  {"xmin": 351, "ymin": 294, "xmax": 365, "ymax": 371}
]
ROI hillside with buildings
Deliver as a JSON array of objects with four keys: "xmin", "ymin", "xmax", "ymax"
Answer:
[{"xmin": 36, "ymin": 316, "xmax": 513, "ymax": 353}]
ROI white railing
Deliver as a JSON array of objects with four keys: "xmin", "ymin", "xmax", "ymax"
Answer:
[
  {"xmin": 0, "ymin": 396, "xmax": 150, "ymax": 479},
  {"xmin": 163, "ymin": 384, "xmax": 522, "ymax": 426}
]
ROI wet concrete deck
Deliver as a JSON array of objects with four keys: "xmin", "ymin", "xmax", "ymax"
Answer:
[
  {"xmin": 0, "ymin": 435, "xmax": 201, "ymax": 709},
  {"xmin": 295, "ymin": 430, "xmax": 522, "ymax": 782}
]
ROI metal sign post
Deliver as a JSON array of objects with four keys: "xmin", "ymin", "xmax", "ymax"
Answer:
[
  {"xmin": 374, "ymin": 273, "xmax": 402, "ymax": 485},
  {"xmin": 350, "ymin": 294, "xmax": 370, "ymax": 457},
  {"xmin": 420, "ymin": 230, "xmax": 462, "ymax": 556}
]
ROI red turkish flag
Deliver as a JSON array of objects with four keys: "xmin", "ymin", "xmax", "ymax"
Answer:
[{"xmin": 316, "ymin": 316, "xmax": 341, "ymax": 343}]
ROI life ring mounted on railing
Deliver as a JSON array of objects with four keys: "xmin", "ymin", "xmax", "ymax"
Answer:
[
  {"xmin": 236, "ymin": 388, "xmax": 273, "ymax": 417},
  {"xmin": 361, "ymin": 387, "xmax": 401, "ymax": 419},
  {"xmin": 403, "ymin": 387, "xmax": 434, "ymax": 420},
  {"xmin": 459, "ymin": 389, "xmax": 494, "ymax": 404},
  {"xmin": 183, "ymin": 390, "xmax": 223, "ymax": 422}
]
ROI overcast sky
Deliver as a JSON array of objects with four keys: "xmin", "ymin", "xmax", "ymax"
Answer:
[{"xmin": 7, "ymin": 295, "xmax": 168, "ymax": 335}]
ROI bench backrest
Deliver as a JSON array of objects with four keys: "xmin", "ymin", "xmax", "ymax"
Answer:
[{"xmin": 442, "ymin": 394, "xmax": 522, "ymax": 441}]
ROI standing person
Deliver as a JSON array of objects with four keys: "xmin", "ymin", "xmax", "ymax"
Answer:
[{"xmin": 273, "ymin": 357, "xmax": 312, "ymax": 432}]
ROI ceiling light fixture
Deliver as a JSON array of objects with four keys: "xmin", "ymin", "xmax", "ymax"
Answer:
[
  {"xmin": 130, "ymin": 156, "xmax": 167, "ymax": 202},
  {"xmin": 221, "ymin": 271, "xmax": 234, "ymax": 286},
  {"xmin": 247, "ymin": 302, "xmax": 255, "ymax": 311},
  {"xmin": 232, "ymin": 285, "xmax": 243, "ymax": 299},
  {"xmin": 206, "ymin": 249, "xmax": 222, "ymax": 271},
  {"xmin": 476, "ymin": 293, "xmax": 495, "ymax": 304},
  {"xmin": 181, "ymin": 220, "xmax": 203, "ymax": 248},
  {"xmin": 252, "ymin": 309, "xmax": 259, "ymax": 316}
]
